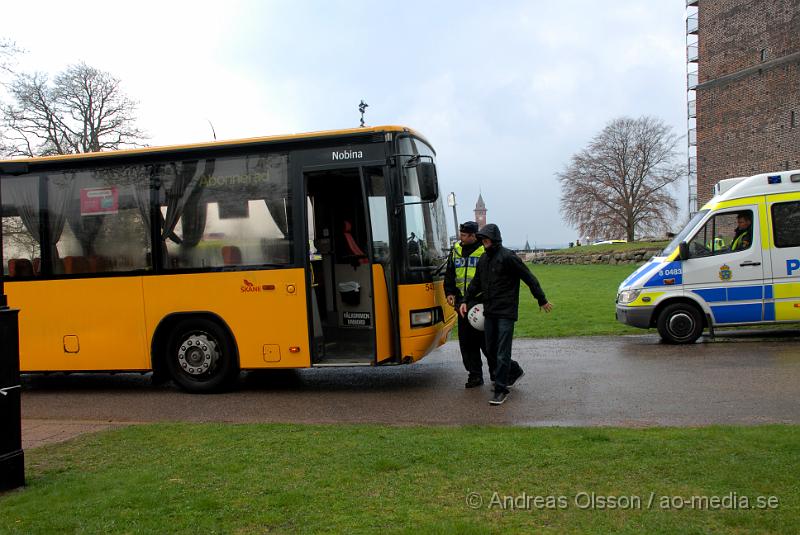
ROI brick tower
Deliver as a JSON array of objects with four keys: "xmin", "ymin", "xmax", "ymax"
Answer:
[
  {"xmin": 474, "ymin": 193, "xmax": 487, "ymax": 229},
  {"xmin": 687, "ymin": 0, "xmax": 800, "ymax": 207}
]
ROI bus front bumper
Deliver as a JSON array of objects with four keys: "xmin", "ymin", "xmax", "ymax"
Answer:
[{"xmin": 615, "ymin": 305, "xmax": 655, "ymax": 329}]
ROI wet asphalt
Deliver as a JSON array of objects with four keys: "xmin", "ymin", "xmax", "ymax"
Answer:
[{"xmin": 20, "ymin": 331, "xmax": 800, "ymax": 427}]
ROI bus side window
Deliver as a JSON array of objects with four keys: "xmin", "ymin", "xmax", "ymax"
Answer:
[
  {"xmin": 1, "ymin": 177, "xmax": 42, "ymax": 275},
  {"xmin": 158, "ymin": 153, "xmax": 293, "ymax": 270},
  {"xmin": 49, "ymin": 168, "xmax": 151, "ymax": 275}
]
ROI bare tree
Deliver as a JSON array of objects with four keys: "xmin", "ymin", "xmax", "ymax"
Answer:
[
  {"xmin": 0, "ymin": 38, "xmax": 20, "ymax": 74},
  {"xmin": 558, "ymin": 116, "xmax": 685, "ymax": 242},
  {"xmin": 1, "ymin": 62, "xmax": 146, "ymax": 157}
]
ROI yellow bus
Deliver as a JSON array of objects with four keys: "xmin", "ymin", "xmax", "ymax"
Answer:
[{"xmin": 0, "ymin": 125, "xmax": 455, "ymax": 392}]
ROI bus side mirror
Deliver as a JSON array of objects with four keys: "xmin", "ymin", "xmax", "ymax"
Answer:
[
  {"xmin": 679, "ymin": 241, "xmax": 690, "ymax": 261},
  {"xmin": 417, "ymin": 162, "xmax": 438, "ymax": 202}
]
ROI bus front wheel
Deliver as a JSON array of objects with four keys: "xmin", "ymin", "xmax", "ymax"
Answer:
[
  {"xmin": 656, "ymin": 303, "xmax": 704, "ymax": 344},
  {"xmin": 166, "ymin": 318, "xmax": 238, "ymax": 393}
]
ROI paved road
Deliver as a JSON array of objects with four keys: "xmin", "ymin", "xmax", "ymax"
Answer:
[{"xmin": 20, "ymin": 331, "xmax": 800, "ymax": 427}]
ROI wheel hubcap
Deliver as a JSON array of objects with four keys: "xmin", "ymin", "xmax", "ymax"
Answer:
[
  {"xmin": 177, "ymin": 334, "xmax": 218, "ymax": 375},
  {"xmin": 668, "ymin": 312, "xmax": 694, "ymax": 339}
]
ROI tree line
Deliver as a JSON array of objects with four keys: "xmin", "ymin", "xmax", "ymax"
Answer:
[
  {"xmin": 0, "ymin": 38, "xmax": 146, "ymax": 158},
  {"xmin": 558, "ymin": 116, "xmax": 685, "ymax": 242}
]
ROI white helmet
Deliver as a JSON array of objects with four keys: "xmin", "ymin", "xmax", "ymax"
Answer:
[{"xmin": 467, "ymin": 304, "xmax": 485, "ymax": 331}]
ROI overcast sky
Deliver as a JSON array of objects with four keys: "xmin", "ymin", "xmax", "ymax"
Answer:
[{"xmin": 1, "ymin": 0, "xmax": 689, "ymax": 248}]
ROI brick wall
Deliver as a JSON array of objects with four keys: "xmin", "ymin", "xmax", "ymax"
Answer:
[{"xmin": 695, "ymin": 0, "xmax": 800, "ymax": 204}]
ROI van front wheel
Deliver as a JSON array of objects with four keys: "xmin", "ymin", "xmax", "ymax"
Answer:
[{"xmin": 656, "ymin": 303, "xmax": 704, "ymax": 344}]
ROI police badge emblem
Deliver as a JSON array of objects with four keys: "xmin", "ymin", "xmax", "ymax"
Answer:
[{"xmin": 719, "ymin": 264, "xmax": 732, "ymax": 281}]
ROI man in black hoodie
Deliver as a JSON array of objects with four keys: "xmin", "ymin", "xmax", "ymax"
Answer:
[{"xmin": 460, "ymin": 224, "xmax": 552, "ymax": 405}]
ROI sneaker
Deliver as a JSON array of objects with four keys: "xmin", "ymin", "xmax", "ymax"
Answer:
[
  {"xmin": 489, "ymin": 391, "xmax": 509, "ymax": 405},
  {"xmin": 508, "ymin": 369, "xmax": 525, "ymax": 387},
  {"xmin": 465, "ymin": 376, "xmax": 484, "ymax": 388}
]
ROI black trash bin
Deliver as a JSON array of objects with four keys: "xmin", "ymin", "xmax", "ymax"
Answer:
[
  {"xmin": 338, "ymin": 281, "xmax": 361, "ymax": 306},
  {"xmin": 0, "ymin": 308, "xmax": 24, "ymax": 491}
]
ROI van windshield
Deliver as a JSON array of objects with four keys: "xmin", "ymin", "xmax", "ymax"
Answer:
[{"xmin": 660, "ymin": 210, "xmax": 708, "ymax": 257}]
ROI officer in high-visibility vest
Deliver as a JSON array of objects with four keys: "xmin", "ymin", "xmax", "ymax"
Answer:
[
  {"xmin": 731, "ymin": 212, "xmax": 753, "ymax": 251},
  {"xmin": 445, "ymin": 221, "xmax": 494, "ymax": 388}
]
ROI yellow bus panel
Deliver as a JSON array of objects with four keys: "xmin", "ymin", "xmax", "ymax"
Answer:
[
  {"xmin": 397, "ymin": 281, "xmax": 455, "ymax": 362},
  {"xmin": 8, "ymin": 277, "xmax": 148, "ymax": 372},
  {"xmin": 142, "ymin": 269, "xmax": 311, "ymax": 369}
]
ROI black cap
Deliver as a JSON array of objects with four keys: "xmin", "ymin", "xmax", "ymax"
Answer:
[{"xmin": 459, "ymin": 221, "xmax": 479, "ymax": 234}]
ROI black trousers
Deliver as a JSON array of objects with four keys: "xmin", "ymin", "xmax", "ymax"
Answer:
[
  {"xmin": 484, "ymin": 316, "xmax": 523, "ymax": 394},
  {"xmin": 457, "ymin": 314, "xmax": 494, "ymax": 379}
]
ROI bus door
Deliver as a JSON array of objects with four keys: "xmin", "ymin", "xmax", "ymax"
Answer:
[{"xmin": 304, "ymin": 166, "xmax": 395, "ymax": 365}]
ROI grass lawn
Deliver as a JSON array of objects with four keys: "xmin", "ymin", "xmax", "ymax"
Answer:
[
  {"xmin": 1, "ymin": 424, "xmax": 797, "ymax": 534},
  {"xmin": 548, "ymin": 241, "xmax": 669, "ymax": 256},
  {"xmin": 514, "ymin": 264, "xmax": 643, "ymax": 338}
]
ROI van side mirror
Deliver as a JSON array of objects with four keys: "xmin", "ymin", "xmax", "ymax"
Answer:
[
  {"xmin": 417, "ymin": 162, "xmax": 438, "ymax": 202},
  {"xmin": 679, "ymin": 241, "xmax": 690, "ymax": 261}
]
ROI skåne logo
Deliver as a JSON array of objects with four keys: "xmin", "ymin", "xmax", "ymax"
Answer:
[{"xmin": 241, "ymin": 279, "xmax": 261, "ymax": 293}]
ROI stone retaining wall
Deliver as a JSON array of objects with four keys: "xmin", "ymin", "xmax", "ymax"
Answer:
[{"xmin": 526, "ymin": 249, "xmax": 660, "ymax": 265}]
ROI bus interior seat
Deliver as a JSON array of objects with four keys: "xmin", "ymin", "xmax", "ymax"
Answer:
[
  {"xmin": 8, "ymin": 259, "xmax": 34, "ymax": 278},
  {"xmin": 222, "ymin": 246, "xmax": 242, "ymax": 266},
  {"xmin": 32, "ymin": 257, "xmax": 67, "ymax": 275},
  {"xmin": 86, "ymin": 255, "xmax": 108, "ymax": 272},
  {"xmin": 63, "ymin": 256, "xmax": 89, "ymax": 274},
  {"xmin": 342, "ymin": 220, "xmax": 368, "ymax": 265}
]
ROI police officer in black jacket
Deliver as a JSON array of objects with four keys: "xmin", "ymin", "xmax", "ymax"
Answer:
[
  {"xmin": 460, "ymin": 224, "xmax": 552, "ymax": 405},
  {"xmin": 444, "ymin": 221, "xmax": 493, "ymax": 388}
]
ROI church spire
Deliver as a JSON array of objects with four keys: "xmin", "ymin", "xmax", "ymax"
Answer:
[{"xmin": 474, "ymin": 193, "xmax": 487, "ymax": 228}]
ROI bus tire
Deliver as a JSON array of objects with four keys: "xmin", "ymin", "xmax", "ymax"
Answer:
[
  {"xmin": 656, "ymin": 302, "xmax": 704, "ymax": 344},
  {"xmin": 166, "ymin": 318, "xmax": 239, "ymax": 393}
]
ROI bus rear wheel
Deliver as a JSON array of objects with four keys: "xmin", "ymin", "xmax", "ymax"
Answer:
[
  {"xmin": 656, "ymin": 303, "xmax": 704, "ymax": 344},
  {"xmin": 166, "ymin": 318, "xmax": 238, "ymax": 393}
]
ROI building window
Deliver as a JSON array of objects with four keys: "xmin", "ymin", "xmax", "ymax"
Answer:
[
  {"xmin": 760, "ymin": 48, "xmax": 767, "ymax": 62},
  {"xmin": 791, "ymin": 110, "xmax": 796, "ymax": 128}
]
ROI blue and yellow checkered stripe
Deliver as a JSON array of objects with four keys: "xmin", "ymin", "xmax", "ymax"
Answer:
[{"xmin": 692, "ymin": 283, "xmax": 800, "ymax": 323}]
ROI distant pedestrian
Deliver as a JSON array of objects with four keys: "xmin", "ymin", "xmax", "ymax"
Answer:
[
  {"xmin": 445, "ymin": 221, "xmax": 493, "ymax": 388},
  {"xmin": 460, "ymin": 224, "xmax": 552, "ymax": 405}
]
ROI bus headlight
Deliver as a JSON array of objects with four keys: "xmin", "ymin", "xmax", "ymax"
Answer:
[
  {"xmin": 410, "ymin": 307, "xmax": 443, "ymax": 328},
  {"xmin": 410, "ymin": 310, "xmax": 434, "ymax": 327},
  {"xmin": 617, "ymin": 289, "xmax": 642, "ymax": 305}
]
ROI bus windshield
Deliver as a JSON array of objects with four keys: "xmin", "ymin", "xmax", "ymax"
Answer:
[
  {"xmin": 660, "ymin": 209, "xmax": 709, "ymax": 257},
  {"xmin": 398, "ymin": 137, "xmax": 448, "ymax": 269}
]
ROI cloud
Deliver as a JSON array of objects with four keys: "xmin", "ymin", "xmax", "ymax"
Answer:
[{"xmin": 1, "ymin": 0, "xmax": 690, "ymax": 246}]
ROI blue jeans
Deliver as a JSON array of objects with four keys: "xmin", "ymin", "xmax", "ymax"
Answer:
[{"xmin": 484, "ymin": 316, "xmax": 523, "ymax": 394}]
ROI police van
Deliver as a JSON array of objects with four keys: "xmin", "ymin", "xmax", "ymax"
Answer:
[{"xmin": 616, "ymin": 169, "xmax": 800, "ymax": 343}]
